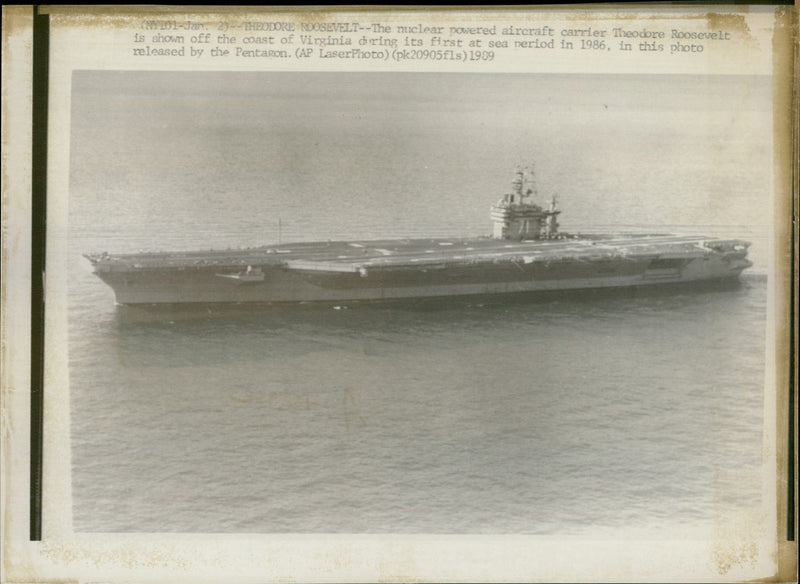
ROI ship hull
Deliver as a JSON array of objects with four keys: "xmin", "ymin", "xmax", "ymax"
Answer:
[{"xmin": 88, "ymin": 235, "xmax": 752, "ymax": 306}]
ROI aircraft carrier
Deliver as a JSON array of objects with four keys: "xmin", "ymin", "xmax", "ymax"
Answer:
[{"xmin": 86, "ymin": 168, "xmax": 753, "ymax": 305}]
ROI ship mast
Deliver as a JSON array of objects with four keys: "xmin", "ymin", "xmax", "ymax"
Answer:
[
  {"xmin": 511, "ymin": 167, "xmax": 524, "ymax": 203},
  {"xmin": 524, "ymin": 164, "xmax": 537, "ymax": 200}
]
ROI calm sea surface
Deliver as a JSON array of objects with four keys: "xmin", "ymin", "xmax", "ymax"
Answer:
[{"xmin": 67, "ymin": 72, "xmax": 771, "ymax": 533}]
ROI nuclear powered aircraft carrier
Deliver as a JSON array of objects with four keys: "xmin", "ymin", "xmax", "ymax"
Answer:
[{"xmin": 86, "ymin": 168, "xmax": 752, "ymax": 305}]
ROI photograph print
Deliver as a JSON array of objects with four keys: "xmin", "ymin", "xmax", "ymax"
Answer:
[{"xmin": 67, "ymin": 70, "xmax": 773, "ymax": 535}]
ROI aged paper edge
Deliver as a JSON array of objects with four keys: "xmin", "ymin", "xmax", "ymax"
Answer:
[{"xmin": 1, "ymin": 3, "xmax": 797, "ymax": 583}]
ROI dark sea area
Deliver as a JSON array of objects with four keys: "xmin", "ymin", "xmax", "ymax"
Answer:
[{"xmin": 67, "ymin": 72, "xmax": 772, "ymax": 533}]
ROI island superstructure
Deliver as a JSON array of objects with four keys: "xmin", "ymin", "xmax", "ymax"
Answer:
[{"xmin": 86, "ymin": 167, "xmax": 752, "ymax": 305}]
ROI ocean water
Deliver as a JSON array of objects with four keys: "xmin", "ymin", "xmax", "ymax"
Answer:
[{"xmin": 67, "ymin": 72, "xmax": 772, "ymax": 533}]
